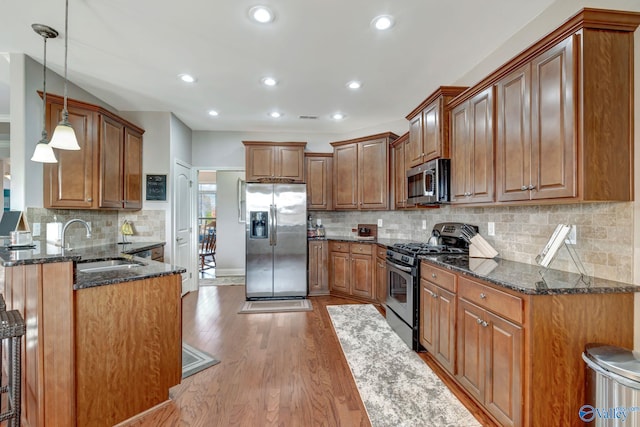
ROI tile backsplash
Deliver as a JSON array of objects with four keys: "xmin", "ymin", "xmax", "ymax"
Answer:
[
  {"xmin": 311, "ymin": 202, "xmax": 633, "ymax": 284},
  {"xmin": 26, "ymin": 208, "xmax": 166, "ymax": 249}
]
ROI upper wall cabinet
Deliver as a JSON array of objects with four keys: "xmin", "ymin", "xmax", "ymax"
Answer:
[
  {"xmin": 391, "ymin": 133, "xmax": 414, "ymax": 209},
  {"xmin": 44, "ymin": 93, "xmax": 144, "ymax": 210},
  {"xmin": 453, "ymin": 8, "xmax": 640, "ymax": 206},
  {"xmin": 305, "ymin": 153, "xmax": 333, "ymax": 210},
  {"xmin": 450, "ymin": 88, "xmax": 494, "ymax": 205},
  {"xmin": 243, "ymin": 142, "xmax": 306, "ymax": 183},
  {"xmin": 405, "ymin": 86, "xmax": 467, "ymax": 168},
  {"xmin": 331, "ymin": 132, "xmax": 397, "ymax": 210}
]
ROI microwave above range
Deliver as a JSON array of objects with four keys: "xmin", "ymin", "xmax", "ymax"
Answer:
[{"xmin": 406, "ymin": 158, "xmax": 450, "ymax": 205}]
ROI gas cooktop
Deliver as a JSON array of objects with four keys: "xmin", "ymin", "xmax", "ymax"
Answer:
[{"xmin": 391, "ymin": 242, "xmax": 467, "ymax": 256}]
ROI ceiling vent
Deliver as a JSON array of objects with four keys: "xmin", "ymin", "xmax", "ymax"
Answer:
[{"xmin": 298, "ymin": 115, "xmax": 319, "ymax": 120}]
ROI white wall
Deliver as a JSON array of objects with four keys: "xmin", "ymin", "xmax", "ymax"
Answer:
[{"xmin": 214, "ymin": 170, "xmax": 246, "ymax": 276}]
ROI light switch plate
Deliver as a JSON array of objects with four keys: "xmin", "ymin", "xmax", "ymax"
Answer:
[
  {"xmin": 377, "ymin": 219, "xmax": 383, "ymax": 227},
  {"xmin": 422, "ymin": 220, "xmax": 427, "ymax": 230},
  {"xmin": 488, "ymin": 222, "xmax": 495, "ymax": 236},
  {"xmin": 33, "ymin": 223, "xmax": 41, "ymax": 236}
]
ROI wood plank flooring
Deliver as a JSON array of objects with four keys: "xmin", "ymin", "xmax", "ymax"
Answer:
[{"xmin": 122, "ymin": 285, "xmax": 496, "ymax": 427}]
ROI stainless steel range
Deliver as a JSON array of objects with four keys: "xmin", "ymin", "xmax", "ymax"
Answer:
[{"xmin": 385, "ymin": 222, "xmax": 476, "ymax": 350}]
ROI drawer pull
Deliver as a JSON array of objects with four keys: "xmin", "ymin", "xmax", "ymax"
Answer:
[
  {"xmin": 431, "ymin": 293, "xmax": 438, "ymax": 299},
  {"xmin": 481, "ymin": 321, "xmax": 488, "ymax": 327},
  {"xmin": 476, "ymin": 318, "xmax": 483, "ymax": 324},
  {"xmin": 480, "ymin": 293, "xmax": 486, "ymax": 299},
  {"xmin": 431, "ymin": 273, "xmax": 437, "ymax": 279}
]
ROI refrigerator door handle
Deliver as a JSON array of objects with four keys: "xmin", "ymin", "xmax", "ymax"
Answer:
[
  {"xmin": 269, "ymin": 204, "xmax": 276, "ymax": 246},
  {"xmin": 272, "ymin": 204, "xmax": 278, "ymax": 246}
]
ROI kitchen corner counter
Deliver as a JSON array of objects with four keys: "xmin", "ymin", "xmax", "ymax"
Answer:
[{"xmin": 421, "ymin": 254, "xmax": 640, "ymax": 295}]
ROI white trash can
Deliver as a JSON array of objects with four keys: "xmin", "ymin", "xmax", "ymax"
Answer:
[{"xmin": 582, "ymin": 344, "xmax": 640, "ymax": 426}]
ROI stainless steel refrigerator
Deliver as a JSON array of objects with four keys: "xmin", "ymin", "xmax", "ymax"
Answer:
[{"xmin": 245, "ymin": 183, "xmax": 307, "ymax": 299}]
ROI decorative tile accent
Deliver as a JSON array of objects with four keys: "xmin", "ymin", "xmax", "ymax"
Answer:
[{"xmin": 327, "ymin": 304, "xmax": 481, "ymax": 427}]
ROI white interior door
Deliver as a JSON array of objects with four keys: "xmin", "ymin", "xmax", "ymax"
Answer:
[{"xmin": 174, "ymin": 161, "xmax": 194, "ymax": 294}]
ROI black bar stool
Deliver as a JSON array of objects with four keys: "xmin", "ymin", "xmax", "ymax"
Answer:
[{"xmin": 0, "ymin": 295, "xmax": 25, "ymax": 427}]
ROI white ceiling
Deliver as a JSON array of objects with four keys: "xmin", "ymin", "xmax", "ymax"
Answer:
[{"xmin": 0, "ymin": 0, "xmax": 559, "ymax": 135}]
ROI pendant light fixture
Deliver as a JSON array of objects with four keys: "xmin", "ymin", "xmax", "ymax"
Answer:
[
  {"xmin": 49, "ymin": 0, "xmax": 80, "ymax": 151},
  {"xmin": 30, "ymin": 24, "xmax": 59, "ymax": 164}
]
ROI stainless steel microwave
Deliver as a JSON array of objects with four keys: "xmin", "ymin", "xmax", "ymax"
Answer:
[{"xmin": 406, "ymin": 158, "xmax": 450, "ymax": 205}]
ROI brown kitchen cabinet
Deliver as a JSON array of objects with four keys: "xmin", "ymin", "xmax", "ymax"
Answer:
[
  {"xmin": 328, "ymin": 241, "xmax": 375, "ymax": 302},
  {"xmin": 391, "ymin": 133, "xmax": 414, "ymax": 209},
  {"xmin": 405, "ymin": 86, "xmax": 467, "ymax": 167},
  {"xmin": 375, "ymin": 245, "xmax": 387, "ymax": 306},
  {"xmin": 308, "ymin": 240, "xmax": 329, "ymax": 296},
  {"xmin": 305, "ymin": 153, "xmax": 333, "ymax": 210},
  {"xmin": 449, "ymin": 87, "xmax": 494, "ymax": 204},
  {"xmin": 331, "ymin": 132, "xmax": 397, "ymax": 210},
  {"xmin": 419, "ymin": 262, "xmax": 457, "ymax": 375},
  {"xmin": 44, "ymin": 93, "xmax": 144, "ymax": 210},
  {"xmin": 456, "ymin": 277, "xmax": 523, "ymax": 427},
  {"xmin": 496, "ymin": 26, "xmax": 634, "ymax": 203},
  {"xmin": 243, "ymin": 142, "xmax": 306, "ymax": 183}
]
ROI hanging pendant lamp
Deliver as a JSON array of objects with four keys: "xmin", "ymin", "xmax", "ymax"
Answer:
[
  {"xmin": 30, "ymin": 24, "xmax": 59, "ymax": 163},
  {"xmin": 49, "ymin": 0, "xmax": 80, "ymax": 151}
]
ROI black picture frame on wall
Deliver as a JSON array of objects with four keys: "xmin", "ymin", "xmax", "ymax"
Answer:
[{"xmin": 146, "ymin": 174, "xmax": 167, "ymax": 201}]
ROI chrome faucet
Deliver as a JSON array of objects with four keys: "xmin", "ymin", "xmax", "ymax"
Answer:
[{"xmin": 61, "ymin": 219, "xmax": 92, "ymax": 250}]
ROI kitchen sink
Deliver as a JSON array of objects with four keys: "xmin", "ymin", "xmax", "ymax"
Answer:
[{"xmin": 77, "ymin": 258, "xmax": 145, "ymax": 273}]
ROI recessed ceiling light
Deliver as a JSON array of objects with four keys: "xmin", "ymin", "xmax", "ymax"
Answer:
[
  {"xmin": 331, "ymin": 113, "xmax": 345, "ymax": 120},
  {"xmin": 269, "ymin": 111, "xmax": 282, "ymax": 118},
  {"xmin": 208, "ymin": 110, "xmax": 219, "ymax": 117},
  {"xmin": 372, "ymin": 15, "xmax": 394, "ymax": 31},
  {"xmin": 178, "ymin": 73, "xmax": 197, "ymax": 83},
  {"xmin": 249, "ymin": 5, "xmax": 275, "ymax": 23},
  {"xmin": 347, "ymin": 80, "xmax": 362, "ymax": 90},
  {"xmin": 261, "ymin": 77, "xmax": 278, "ymax": 86}
]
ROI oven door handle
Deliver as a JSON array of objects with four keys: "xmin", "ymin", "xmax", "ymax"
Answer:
[{"xmin": 386, "ymin": 260, "xmax": 414, "ymax": 273}]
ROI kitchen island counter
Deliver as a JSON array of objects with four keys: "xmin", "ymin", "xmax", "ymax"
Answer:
[{"xmin": 420, "ymin": 254, "xmax": 640, "ymax": 295}]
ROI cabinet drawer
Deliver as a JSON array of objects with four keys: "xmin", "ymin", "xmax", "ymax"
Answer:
[
  {"xmin": 151, "ymin": 246, "xmax": 164, "ymax": 261},
  {"xmin": 351, "ymin": 243, "xmax": 373, "ymax": 255},
  {"xmin": 376, "ymin": 245, "xmax": 387, "ymax": 259},
  {"xmin": 458, "ymin": 277, "xmax": 523, "ymax": 324},
  {"xmin": 421, "ymin": 262, "xmax": 456, "ymax": 293},
  {"xmin": 329, "ymin": 241, "xmax": 349, "ymax": 253}
]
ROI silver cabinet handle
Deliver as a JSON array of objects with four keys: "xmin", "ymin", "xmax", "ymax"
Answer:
[
  {"xmin": 481, "ymin": 321, "xmax": 489, "ymax": 327},
  {"xmin": 431, "ymin": 273, "xmax": 437, "ymax": 279},
  {"xmin": 528, "ymin": 184, "xmax": 536, "ymax": 190},
  {"xmin": 431, "ymin": 293, "xmax": 438, "ymax": 299},
  {"xmin": 521, "ymin": 186, "xmax": 528, "ymax": 191},
  {"xmin": 87, "ymin": 198, "xmax": 93, "ymax": 202},
  {"xmin": 476, "ymin": 318, "xmax": 483, "ymax": 324},
  {"xmin": 480, "ymin": 293, "xmax": 486, "ymax": 299}
]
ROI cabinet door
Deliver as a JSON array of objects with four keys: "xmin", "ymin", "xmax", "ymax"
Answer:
[
  {"xmin": 456, "ymin": 299, "xmax": 485, "ymax": 402},
  {"xmin": 329, "ymin": 251, "xmax": 350, "ymax": 294},
  {"xmin": 450, "ymin": 103, "xmax": 470, "ymax": 201},
  {"xmin": 99, "ymin": 115, "xmax": 125, "ymax": 208},
  {"xmin": 484, "ymin": 311, "xmax": 523, "ymax": 427},
  {"xmin": 420, "ymin": 279, "xmax": 438, "ymax": 354},
  {"xmin": 406, "ymin": 114, "xmax": 423, "ymax": 167},
  {"xmin": 306, "ymin": 155, "xmax": 332, "ymax": 210},
  {"xmin": 496, "ymin": 64, "xmax": 532, "ymax": 202},
  {"xmin": 435, "ymin": 287, "xmax": 456, "ymax": 374},
  {"xmin": 531, "ymin": 36, "xmax": 576, "ymax": 200},
  {"xmin": 308, "ymin": 241, "xmax": 327, "ymax": 295},
  {"xmin": 375, "ymin": 255, "xmax": 386, "ymax": 305},
  {"xmin": 246, "ymin": 145, "xmax": 275, "ymax": 182},
  {"xmin": 123, "ymin": 127, "xmax": 143, "ymax": 209},
  {"xmin": 359, "ymin": 138, "xmax": 389, "ymax": 210},
  {"xmin": 333, "ymin": 144, "xmax": 358, "ymax": 209},
  {"xmin": 44, "ymin": 103, "xmax": 97, "ymax": 208},
  {"xmin": 275, "ymin": 146, "xmax": 304, "ymax": 182},
  {"xmin": 392, "ymin": 141, "xmax": 406, "ymax": 209},
  {"xmin": 468, "ymin": 88, "xmax": 494, "ymax": 203},
  {"xmin": 422, "ymin": 99, "xmax": 442, "ymax": 161},
  {"xmin": 350, "ymin": 253, "xmax": 373, "ymax": 299}
]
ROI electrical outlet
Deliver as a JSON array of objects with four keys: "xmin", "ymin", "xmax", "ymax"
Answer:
[
  {"xmin": 377, "ymin": 218, "xmax": 383, "ymax": 227},
  {"xmin": 32, "ymin": 223, "xmax": 41, "ymax": 237},
  {"xmin": 488, "ymin": 222, "xmax": 495, "ymax": 236},
  {"xmin": 422, "ymin": 220, "xmax": 427, "ymax": 230},
  {"xmin": 566, "ymin": 225, "xmax": 577, "ymax": 245},
  {"xmin": 316, "ymin": 218, "xmax": 321, "ymax": 226}
]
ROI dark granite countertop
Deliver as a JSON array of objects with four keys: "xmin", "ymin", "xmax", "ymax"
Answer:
[
  {"xmin": 0, "ymin": 241, "xmax": 184, "ymax": 290},
  {"xmin": 420, "ymin": 254, "xmax": 640, "ymax": 296},
  {"xmin": 309, "ymin": 236, "xmax": 417, "ymax": 247}
]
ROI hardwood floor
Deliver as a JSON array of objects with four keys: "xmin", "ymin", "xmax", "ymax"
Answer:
[{"xmin": 122, "ymin": 285, "xmax": 496, "ymax": 427}]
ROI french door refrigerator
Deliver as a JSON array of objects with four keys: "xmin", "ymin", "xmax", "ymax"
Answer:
[{"xmin": 245, "ymin": 183, "xmax": 307, "ymax": 299}]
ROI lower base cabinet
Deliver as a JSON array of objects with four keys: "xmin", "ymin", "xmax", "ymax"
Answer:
[
  {"xmin": 328, "ymin": 241, "xmax": 376, "ymax": 302},
  {"xmin": 419, "ymin": 260, "xmax": 634, "ymax": 427},
  {"xmin": 375, "ymin": 245, "xmax": 387, "ymax": 305},
  {"xmin": 308, "ymin": 240, "xmax": 329, "ymax": 296}
]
